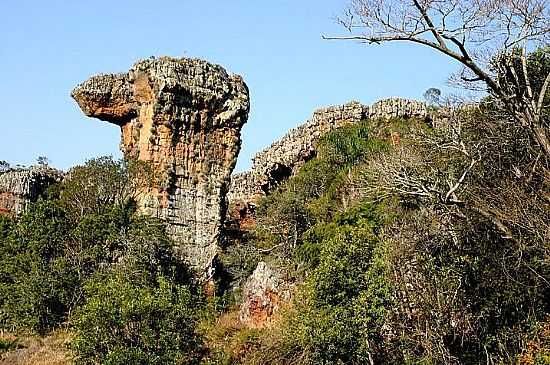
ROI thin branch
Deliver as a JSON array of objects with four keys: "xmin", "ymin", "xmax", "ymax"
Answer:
[
  {"xmin": 521, "ymin": 47, "xmax": 535, "ymax": 103},
  {"xmin": 444, "ymin": 157, "xmax": 478, "ymax": 203},
  {"xmin": 412, "ymin": 0, "xmax": 449, "ymax": 51},
  {"xmin": 536, "ymin": 71, "xmax": 550, "ymax": 115}
]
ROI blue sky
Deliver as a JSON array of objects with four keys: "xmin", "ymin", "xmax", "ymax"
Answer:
[{"xmin": 0, "ymin": 0, "xmax": 458, "ymax": 171}]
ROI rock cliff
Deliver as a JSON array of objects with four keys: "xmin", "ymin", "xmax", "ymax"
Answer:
[
  {"xmin": 0, "ymin": 166, "xmax": 63, "ymax": 216},
  {"xmin": 72, "ymin": 57, "xmax": 250, "ymax": 273},
  {"xmin": 228, "ymin": 98, "xmax": 428, "ymax": 206},
  {"xmin": 230, "ymin": 98, "xmax": 428, "ymax": 327}
]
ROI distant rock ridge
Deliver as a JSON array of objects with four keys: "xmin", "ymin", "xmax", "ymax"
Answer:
[
  {"xmin": 0, "ymin": 166, "xmax": 63, "ymax": 216},
  {"xmin": 72, "ymin": 57, "xmax": 250, "ymax": 274},
  {"xmin": 228, "ymin": 98, "xmax": 428, "ymax": 206}
]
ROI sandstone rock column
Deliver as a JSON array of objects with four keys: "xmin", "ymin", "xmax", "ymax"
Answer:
[{"xmin": 72, "ymin": 57, "xmax": 250, "ymax": 273}]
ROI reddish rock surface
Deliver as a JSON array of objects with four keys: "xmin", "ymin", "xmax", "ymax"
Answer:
[{"xmin": 239, "ymin": 262, "xmax": 292, "ymax": 328}]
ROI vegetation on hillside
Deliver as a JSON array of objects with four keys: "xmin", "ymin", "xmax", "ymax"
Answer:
[
  {"xmin": 202, "ymin": 47, "xmax": 549, "ymax": 364},
  {"xmin": 0, "ymin": 157, "xmax": 204, "ymax": 364}
]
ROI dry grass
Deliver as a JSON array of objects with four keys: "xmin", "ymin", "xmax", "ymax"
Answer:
[
  {"xmin": 198, "ymin": 304, "xmax": 298, "ymax": 365},
  {"xmin": 0, "ymin": 330, "xmax": 72, "ymax": 365},
  {"xmin": 199, "ymin": 309, "xmax": 264, "ymax": 363}
]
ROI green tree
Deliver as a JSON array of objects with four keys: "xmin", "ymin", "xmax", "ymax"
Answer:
[
  {"xmin": 71, "ymin": 238, "xmax": 201, "ymax": 365},
  {"xmin": 0, "ymin": 157, "xmax": 195, "ymax": 338},
  {"xmin": 0, "ymin": 200, "xmax": 72, "ymax": 333},
  {"xmin": 60, "ymin": 156, "xmax": 155, "ymax": 222},
  {"xmin": 0, "ymin": 160, "xmax": 9, "ymax": 173}
]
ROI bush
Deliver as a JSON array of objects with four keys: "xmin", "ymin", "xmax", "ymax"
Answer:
[
  {"xmin": 295, "ymin": 206, "xmax": 392, "ymax": 364},
  {"xmin": 72, "ymin": 273, "xmax": 202, "ymax": 365},
  {"xmin": 0, "ymin": 200, "xmax": 74, "ymax": 333}
]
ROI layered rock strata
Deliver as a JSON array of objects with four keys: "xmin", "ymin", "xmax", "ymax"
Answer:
[
  {"xmin": 228, "ymin": 98, "xmax": 428, "ymax": 206},
  {"xmin": 72, "ymin": 57, "xmax": 250, "ymax": 273},
  {"xmin": 0, "ymin": 166, "xmax": 63, "ymax": 216}
]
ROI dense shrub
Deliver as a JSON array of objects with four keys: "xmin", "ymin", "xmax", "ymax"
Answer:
[
  {"xmin": 0, "ymin": 200, "xmax": 73, "ymax": 333},
  {"xmin": 71, "ymin": 266, "xmax": 201, "ymax": 365},
  {"xmin": 283, "ymin": 204, "xmax": 391, "ymax": 365}
]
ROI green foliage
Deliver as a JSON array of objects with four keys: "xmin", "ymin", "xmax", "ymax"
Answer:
[
  {"xmin": 525, "ymin": 47, "xmax": 550, "ymax": 100},
  {"xmin": 0, "ymin": 200, "xmax": 73, "ymax": 333},
  {"xmin": 272, "ymin": 203, "xmax": 392, "ymax": 365},
  {"xmin": 72, "ymin": 270, "xmax": 201, "ymax": 365},
  {"xmin": 60, "ymin": 156, "xmax": 154, "ymax": 222},
  {"xmin": 253, "ymin": 121, "xmax": 388, "ymax": 260},
  {"xmin": 0, "ymin": 157, "xmax": 202, "ymax": 365},
  {"xmin": 0, "ymin": 337, "xmax": 19, "ymax": 354},
  {"xmin": 0, "ymin": 214, "xmax": 13, "ymax": 240},
  {"xmin": 298, "ymin": 203, "xmax": 388, "ymax": 268},
  {"xmin": 241, "ymin": 75, "xmax": 550, "ymax": 363}
]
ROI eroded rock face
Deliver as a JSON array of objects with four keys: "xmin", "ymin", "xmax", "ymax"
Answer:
[
  {"xmin": 72, "ymin": 57, "xmax": 250, "ymax": 273},
  {"xmin": 0, "ymin": 167, "xmax": 63, "ymax": 216},
  {"xmin": 239, "ymin": 262, "xmax": 292, "ymax": 328},
  {"xmin": 227, "ymin": 98, "xmax": 428, "ymax": 208}
]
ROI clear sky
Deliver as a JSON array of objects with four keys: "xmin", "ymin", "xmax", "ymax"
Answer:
[{"xmin": 0, "ymin": 0, "xmax": 458, "ymax": 172}]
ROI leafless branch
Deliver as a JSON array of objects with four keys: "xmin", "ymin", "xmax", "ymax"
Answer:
[{"xmin": 329, "ymin": 0, "xmax": 550, "ymax": 157}]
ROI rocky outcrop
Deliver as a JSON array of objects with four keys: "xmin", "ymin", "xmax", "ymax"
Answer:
[
  {"xmin": 239, "ymin": 261, "xmax": 292, "ymax": 328},
  {"xmin": 72, "ymin": 57, "xmax": 250, "ymax": 273},
  {"xmin": 228, "ymin": 98, "xmax": 428, "ymax": 207},
  {"xmin": 0, "ymin": 166, "xmax": 63, "ymax": 216},
  {"xmin": 368, "ymin": 97, "xmax": 428, "ymax": 120}
]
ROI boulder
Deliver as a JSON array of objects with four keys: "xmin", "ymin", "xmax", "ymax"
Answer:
[{"xmin": 239, "ymin": 261, "xmax": 292, "ymax": 328}]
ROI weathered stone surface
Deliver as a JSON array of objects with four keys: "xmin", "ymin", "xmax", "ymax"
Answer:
[
  {"xmin": 0, "ymin": 166, "xmax": 63, "ymax": 216},
  {"xmin": 226, "ymin": 171, "xmax": 261, "ymax": 207},
  {"xmin": 228, "ymin": 98, "xmax": 428, "ymax": 207},
  {"xmin": 225, "ymin": 200, "xmax": 256, "ymax": 233},
  {"xmin": 239, "ymin": 261, "xmax": 292, "ymax": 328},
  {"xmin": 72, "ymin": 57, "xmax": 250, "ymax": 273},
  {"xmin": 368, "ymin": 97, "xmax": 428, "ymax": 119}
]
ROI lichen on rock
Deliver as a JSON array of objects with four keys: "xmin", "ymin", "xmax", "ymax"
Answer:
[{"xmin": 72, "ymin": 57, "xmax": 250, "ymax": 274}]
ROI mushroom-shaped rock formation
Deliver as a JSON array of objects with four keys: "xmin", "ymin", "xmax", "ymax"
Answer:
[{"xmin": 72, "ymin": 57, "xmax": 250, "ymax": 274}]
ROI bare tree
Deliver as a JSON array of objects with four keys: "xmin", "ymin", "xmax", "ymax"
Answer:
[
  {"xmin": 325, "ymin": 0, "xmax": 550, "ymax": 157},
  {"xmin": 357, "ymin": 120, "xmax": 481, "ymax": 206}
]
